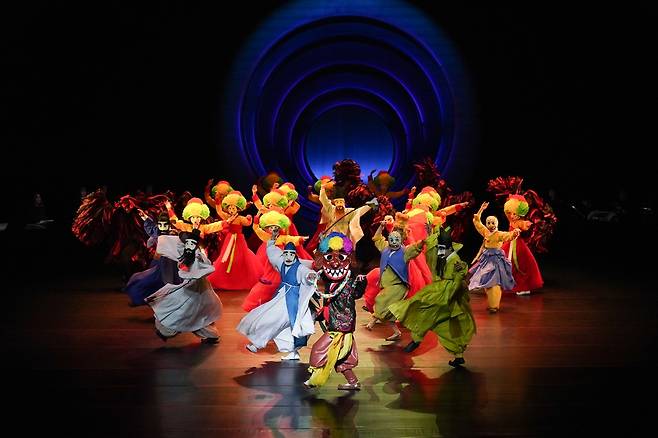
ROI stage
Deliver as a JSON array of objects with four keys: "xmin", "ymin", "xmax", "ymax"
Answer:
[{"xmin": 4, "ymin": 246, "xmax": 655, "ymax": 437}]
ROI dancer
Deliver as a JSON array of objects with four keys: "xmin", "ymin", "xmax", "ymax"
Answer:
[
  {"xmin": 164, "ymin": 198, "xmax": 226, "ymax": 237},
  {"xmin": 207, "ymin": 191, "xmax": 261, "ymax": 291},
  {"xmin": 365, "ymin": 224, "xmax": 425, "ymax": 341},
  {"xmin": 124, "ymin": 210, "xmax": 181, "ymax": 306},
  {"xmin": 501, "ymin": 195, "xmax": 543, "ymax": 295},
  {"xmin": 241, "ymin": 210, "xmax": 308, "ymax": 311},
  {"xmin": 145, "ymin": 229, "xmax": 223, "ymax": 344},
  {"xmin": 237, "ymin": 230, "xmax": 317, "ymax": 360},
  {"xmin": 318, "ymin": 181, "xmax": 376, "ymax": 245},
  {"xmin": 469, "ymin": 202, "xmax": 520, "ymax": 313},
  {"xmin": 304, "ymin": 232, "xmax": 367, "ymax": 390},
  {"xmin": 389, "ymin": 228, "xmax": 476, "ymax": 367}
]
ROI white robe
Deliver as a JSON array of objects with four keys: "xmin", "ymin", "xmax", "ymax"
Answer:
[
  {"xmin": 146, "ymin": 235, "xmax": 223, "ymax": 332},
  {"xmin": 236, "ymin": 240, "xmax": 316, "ymax": 352}
]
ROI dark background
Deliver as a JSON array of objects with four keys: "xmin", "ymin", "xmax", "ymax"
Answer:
[{"xmin": 1, "ymin": 3, "xmax": 655, "ymax": 262}]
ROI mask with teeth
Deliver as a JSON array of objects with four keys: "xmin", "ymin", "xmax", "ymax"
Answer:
[
  {"xmin": 319, "ymin": 249, "xmax": 352, "ymax": 281},
  {"xmin": 317, "ymin": 232, "xmax": 354, "ymax": 282}
]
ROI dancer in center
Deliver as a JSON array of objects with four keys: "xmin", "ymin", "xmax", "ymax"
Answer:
[{"xmin": 304, "ymin": 232, "xmax": 368, "ymax": 390}]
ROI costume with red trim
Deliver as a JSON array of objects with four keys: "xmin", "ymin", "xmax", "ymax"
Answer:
[{"xmin": 207, "ymin": 191, "xmax": 261, "ymax": 291}]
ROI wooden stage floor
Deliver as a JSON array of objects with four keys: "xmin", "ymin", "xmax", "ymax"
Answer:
[{"xmin": 4, "ymin": 259, "xmax": 656, "ymax": 437}]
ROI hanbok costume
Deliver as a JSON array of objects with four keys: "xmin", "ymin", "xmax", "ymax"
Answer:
[
  {"xmin": 500, "ymin": 195, "xmax": 543, "ymax": 293},
  {"xmin": 207, "ymin": 191, "xmax": 261, "ymax": 291},
  {"xmin": 125, "ymin": 217, "xmax": 181, "ymax": 306},
  {"xmin": 242, "ymin": 211, "xmax": 310, "ymax": 311},
  {"xmin": 389, "ymin": 230, "xmax": 476, "ymax": 356},
  {"xmin": 237, "ymin": 241, "xmax": 316, "ymax": 352},
  {"xmin": 146, "ymin": 234, "xmax": 223, "ymax": 341}
]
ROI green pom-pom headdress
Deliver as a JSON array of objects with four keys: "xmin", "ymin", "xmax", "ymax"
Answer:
[
  {"xmin": 504, "ymin": 195, "xmax": 529, "ymax": 217},
  {"xmin": 182, "ymin": 198, "xmax": 210, "ymax": 220},
  {"xmin": 221, "ymin": 191, "xmax": 247, "ymax": 211}
]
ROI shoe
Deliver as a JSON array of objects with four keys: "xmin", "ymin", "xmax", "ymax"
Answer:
[
  {"xmin": 337, "ymin": 382, "xmax": 361, "ymax": 390},
  {"xmin": 403, "ymin": 341, "xmax": 421, "ymax": 353},
  {"xmin": 486, "ymin": 307, "xmax": 499, "ymax": 314},
  {"xmin": 516, "ymin": 290, "xmax": 531, "ymax": 296},
  {"xmin": 385, "ymin": 332, "xmax": 401, "ymax": 341},
  {"xmin": 201, "ymin": 336, "xmax": 220, "ymax": 345},
  {"xmin": 245, "ymin": 343, "xmax": 258, "ymax": 353},
  {"xmin": 281, "ymin": 351, "xmax": 300, "ymax": 361},
  {"xmin": 303, "ymin": 380, "xmax": 316, "ymax": 388},
  {"xmin": 155, "ymin": 329, "xmax": 169, "ymax": 342},
  {"xmin": 448, "ymin": 357, "xmax": 466, "ymax": 367}
]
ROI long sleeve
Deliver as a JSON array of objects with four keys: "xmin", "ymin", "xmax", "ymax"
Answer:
[
  {"xmin": 403, "ymin": 240, "xmax": 424, "ymax": 262},
  {"xmin": 143, "ymin": 218, "xmax": 158, "ymax": 240},
  {"xmin": 473, "ymin": 216, "xmax": 489, "ymax": 238},
  {"xmin": 285, "ymin": 202, "xmax": 300, "ymax": 216},
  {"xmin": 252, "ymin": 193, "xmax": 265, "ymax": 213},
  {"xmin": 438, "ymin": 202, "xmax": 465, "ymax": 217},
  {"xmin": 200, "ymin": 220, "xmax": 224, "ymax": 235},
  {"xmin": 319, "ymin": 187, "xmax": 335, "ymax": 217},
  {"xmin": 510, "ymin": 219, "xmax": 532, "ymax": 231},
  {"xmin": 144, "ymin": 218, "xmax": 158, "ymax": 249},
  {"xmin": 373, "ymin": 234, "xmax": 387, "ymax": 252},
  {"xmin": 266, "ymin": 239, "xmax": 284, "ymax": 272},
  {"xmin": 348, "ymin": 205, "xmax": 372, "ymax": 244},
  {"xmin": 172, "ymin": 221, "xmax": 192, "ymax": 232},
  {"xmin": 499, "ymin": 230, "xmax": 518, "ymax": 242}
]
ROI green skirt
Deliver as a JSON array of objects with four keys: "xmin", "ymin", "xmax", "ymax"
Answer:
[{"xmin": 389, "ymin": 279, "xmax": 476, "ymax": 355}]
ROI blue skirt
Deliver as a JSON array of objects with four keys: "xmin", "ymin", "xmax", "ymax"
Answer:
[{"xmin": 468, "ymin": 248, "xmax": 516, "ymax": 291}]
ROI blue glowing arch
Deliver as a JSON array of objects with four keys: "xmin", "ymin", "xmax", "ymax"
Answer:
[{"xmin": 221, "ymin": 0, "xmax": 475, "ymax": 223}]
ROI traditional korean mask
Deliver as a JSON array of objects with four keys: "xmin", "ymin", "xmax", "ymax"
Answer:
[
  {"xmin": 333, "ymin": 198, "xmax": 346, "ymax": 214},
  {"xmin": 157, "ymin": 212, "xmax": 171, "ymax": 234},
  {"xmin": 485, "ymin": 216, "xmax": 498, "ymax": 232},
  {"xmin": 157, "ymin": 221, "xmax": 170, "ymax": 234},
  {"xmin": 282, "ymin": 250, "xmax": 297, "ymax": 266},
  {"xmin": 227, "ymin": 205, "xmax": 238, "ymax": 215},
  {"xmin": 179, "ymin": 231, "xmax": 200, "ymax": 267},
  {"xmin": 320, "ymin": 250, "xmax": 352, "ymax": 281},
  {"xmin": 387, "ymin": 231, "xmax": 402, "ymax": 250}
]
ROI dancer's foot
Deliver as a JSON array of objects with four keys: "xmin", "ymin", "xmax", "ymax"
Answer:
[
  {"xmin": 403, "ymin": 341, "xmax": 421, "ymax": 353},
  {"xmin": 245, "ymin": 343, "xmax": 258, "ymax": 353},
  {"xmin": 337, "ymin": 382, "xmax": 361, "ymax": 390},
  {"xmin": 448, "ymin": 357, "xmax": 466, "ymax": 367},
  {"xmin": 516, "ymin": 290, "xmax": 531, "ymax": 296},
  {"xmin": 281, "ymin": 351, "xmax": 300, "ymax": 361},
  {"xmin": 155, "ymin": 329, "xmax": 170, "ymax": 342},
  {"xmin": 486, "ymin": 307, "xmax": 499, "ymax": 314},
  {"xmin": 365, "ymin": 319, "xmax": 377, "ymax": 330},
  {"xmin": 201, "ymin": 336, "xmax": 220, "ymax": 345},
  {"xmin": 385, "ymin": 332, "xmax": 401, "ymax": 341}
]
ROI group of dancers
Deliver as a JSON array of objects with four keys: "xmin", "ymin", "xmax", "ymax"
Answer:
[{"xmin": 73, "ymin": 159, "xmax": 556, "ymax": 391}]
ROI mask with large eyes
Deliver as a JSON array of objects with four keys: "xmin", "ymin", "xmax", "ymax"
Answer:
[
  {"xmin": 157, "ymin": 221, "xmax": 170, "ymax": 234},
  {"xmin": 485, "ymin": 216, "xmax": 498, "ymax": 232},
  {"xmin": 387, "ymin": 231, "xmax": 402, "ymax": 250},
  {"xmin": 282, "ymin": 250, "xmax": 297, "ymax": 266},
  {"xmin": 319, "ymin": 250, "xmax": 352, "ymax": 281},
  {"xmin": 437, "ymin": 244, "xmax": 447, "ymax": 258}
]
